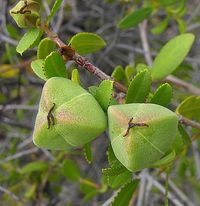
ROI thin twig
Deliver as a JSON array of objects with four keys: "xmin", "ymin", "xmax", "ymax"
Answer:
[
  {"xmin": 187, "ymin": 3, "xmax": 200, "ymax": 24},
  {"xmin": 165, "ymin": 75, "xmax": 200, "ymax": 96},
  {"xmin": 179, "ymin": 115, "xmax": 200, "ymax": 131},
  {"xmin": 0, "ymin": 34, "xmax": 18, "ymax": 45},
  {"xmin": 1, "ymin": 148, "xmax": 38, "ymax": 162},
  {"xmin": 0, "ymin": 185, "xmax": 20, "ymax": 201},
  {"xmin": 40, "ymin": 24, "xmax": 127, "ymax": 93},
  {"xmin": 136, "ymin": 171, "xmax": 147, "ymax": 206},
  {"xmin": 161, "ymin": 173, "xmax": 197, "ymax": 206},
  {"xmin": 139, "ymin": 20, "xmax": 153, "ymax": 66},
  {"xmin": 101, "ymin": 191, "xmax": 118, "ymax": 206},
  {"xmin": 0, "ymin": 104, "xmax": 38, "ymax": 111},
  {"xmin": 145, "ymin": 173, "xmax": 184, "ymax": 206},
  {"xmin": 144, "ymin": 178, "xmax": 153, "ymax": 206},
  {"xmin": 115, "ymin": 43, "xmax": 200, "ymax": 65},
  {"xmin": 192, "ymin": 141, "xmax": 200, "ymax": 180}
]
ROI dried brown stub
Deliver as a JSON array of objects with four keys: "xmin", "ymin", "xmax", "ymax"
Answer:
[{"xmin": 123, "ymin": 117, "xmax": 149, "ymax": 137}]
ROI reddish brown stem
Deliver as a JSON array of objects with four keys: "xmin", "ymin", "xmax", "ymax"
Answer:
[{"xmin": 40, "ymin": 24, "xmax": 127, "ymax": 93}]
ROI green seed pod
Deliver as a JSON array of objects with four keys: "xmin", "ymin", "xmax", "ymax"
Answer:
[
  {"xmin": 108, "ymin": 103, "xmax": 178, "ymax": 172},
  {"xmin": 10, "ymin": 0, "xmax": 40, "ymax": 28},
  {"xmin": 33, "ymin": 77, "xmax": 107, "ymax": 150}
]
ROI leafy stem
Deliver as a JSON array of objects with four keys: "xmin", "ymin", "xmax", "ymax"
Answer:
[
  {"xmin": 38, "ymin": 24, "xmax": 200, "ymax": 131},
  {"xmin": 39, "ymin": 23, "xmax": 127, "ymax": 93}
]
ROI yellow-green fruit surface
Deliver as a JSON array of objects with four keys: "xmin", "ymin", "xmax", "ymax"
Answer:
[
  {"xmin": 108, "ymin": 103, "xmax": 178, "ymax": 172},
  {"xmin": 33, "ymin": 77, "xmax": 107, "ymax": 150}
]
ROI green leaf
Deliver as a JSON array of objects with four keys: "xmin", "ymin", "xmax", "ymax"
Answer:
[
  {"xmin": 102, "ymin": 166, "xmax": 127, "ymax": 176},
  {"xmin": 118, "ymin": 7, "xmax": 153, "ymax": 29},
  {"xmin": 159, "ymin": 0, "xmax": 178, "ymax": 6},
  {"xmin": 37, "ymin": 38, "xmax": 56, "ymax": 59},
  {"xmin": 107, "ymin": 144, "xmax": 117, "ymax": 166},
  {"xmin": 44, "ymin": 51, "xmax": 68, "ymax": 78},
  {"xmin": 126, "ymin": 69, "xmax": 151, "ymax": 103},
  {"xmin": 125, "ymin": 65, "xmax": 135, "ymax": 83},
  {"xmin": 83, "ymin": 190, "xmax": 99, "ymax": 202},
  {"xmin": 177, "ymin": 19, "xmax": 186, "ymax": 34},
  {"xmin": 175, "ymin": 0, "xmax": 186, "ymax": 16},
  {"xmin": 151, "ymin": 150, "xmax": 176, "ymax": 167},
  {"xmin": 69, "ymin": 32, "xmax": 106, "ymax": 55},
  {"xmin": 71, "ymin": 69, "xmax": 81, "ymax": 85},
  {"xmin": 107, "ymin": 144, "xmax": 122, "ymax": 167},
  {"xmin": 95, "ymin": 80, "xmax": 114, "ymax": 111},
  {"xmin": 80, "ymin": 183, "xmax": 99, "ymax": 201},
  {"xmin": 7, "ymin": 24, "xmax": 19, "ymax": 39},
  {"xmin": 61, "ymin": 159, "xmax": 80, "ymax": 181},
  {"xmin": 176, "ymin": 96, "xmax": 200, "ymax": 122},
  {"xmin": 178, "ymin": 124, "xmax": 191, "ymax": 146},
  {"xmin": 112, "ymin": 65, "xmax": 128, "ymax": 86},
  {"xmin": 31, "ymin": 59, "xmax": 47, "ymax": 80},
  {"xmin": 20, "ymin": 162, "xmax": 48, "ymax": 174},
  {"xmin": 111, "ymin": 180, "xmax": 139, "ymax": 206},
  {"xmin": 83, "ymin": 143, "xmax": 93, "ymax": 164},
  {"xmin": 16, "ymin": 28, "xmax": 43, "ymax": 55},
  {"xmin": 136, "ymin": 63, "xmax": 149, "ymax": 72},
  {"xmin": 48, "ymin": 0, "xmax": 62, "ymax": 22},
  {"xmin": 107, "ymin": 171, "xmax": 132, "ymax": 189},
  {"xmin": 25, "ymin": 184, "xmax": 37, "ymax": 199},
  {"xmin": 150, "ymin": 83, "xmax": 172, "ymax": 106},
  {"xmin": 172, "ymin": 132, "xmax": 185, "ymax": 154},
  {"xmin": 151, "ymin": 33, "xmax": 195, "ymax": 80},
  {"xmin": 88, "ymin": 86, "xmax": 98, "ymax": 96},
  {"xmin": 151, "ymin": 16, "xmax": 170, "ymax": 35}
]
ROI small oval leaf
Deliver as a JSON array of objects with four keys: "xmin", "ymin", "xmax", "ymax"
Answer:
[
  {"xmin": 69, "ymin": 32, "xmax": 106, "ymax": 55},
  {"xmin": 37, "ymin": 38, "xmax": 56, "ymax": 59},
  {"xmin": 151, "ymin": 16, "xmax": 170, "ymax": 35},
  {"xmin": 118, "ymin": 7, "xmax": 153, "ymax": 29},
  {"xmin": 44, "ymin": 51, "xmax": 68, "ymax": 78},
  {"xmin": 61, "ymin": 159, "xmax": 80, "ymax": 181},
  {"xmin": 31, "ymin": 59, "xmax": 47, "ymax": 80},
  {"xmin": 16, "ymin": 28, "xmax": 43, "ymax": 55},
  {"xmin": 71, "ymin": 69, "xmax": 81, "ymax": 85},
  {"xmin": 83, "ymin": 143, "xmax": 93, "ymax": 164},
  {"xmin": 151, "ymin": 150, "xmax": 176, "ymax": 167},
  {"xmin": 48, "ymin": 0, "xmax": 62, "ymax": 22},
  {"xmin": 125, "ymin": 65, "xmax": 135, "ymax": 83},
  {"xmin": 107, "ymin": 144, "xmax": 122, "ymax": 167},
  {"xmin": 95, "ymin": 80, "xmax": 114, "ymax": 111},
  {"xmin": 107, "ymin": 171, "xmax": 132, "ymax": 189},
  {"xmin": 150, "ymin": 83, "xmax": 173, "ymax": 106},
  {"xmin": 151, "ymin": 33, "xmax": 195, "ymax": 80},
  {"xmin": 176, "ymin": 96, "xmax": 200, "ymax": 122},
  {"xmin": 20, "ymin": 162, "xmax": 48, "ymax": 174},
  {"xmin": 111, "ymin": 65, "xmax": 128, "ymax": 86},
  {"xmin": 102, "ymin": 166, "xmax": 127, "ymax": 176},
  {"xmin": 111, "ymin": 180, "xmax": 139, "ymax": 206},
  {"xmin": 126, "ymin": 69, "xmax": 151, "ymax": 103}
]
